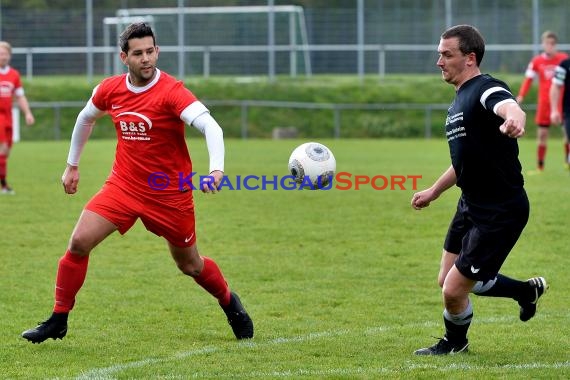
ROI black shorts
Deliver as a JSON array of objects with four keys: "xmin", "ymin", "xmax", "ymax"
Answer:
[{"xmin": 443, "ymin": 190, "xmax": 529, "ymax": 281}]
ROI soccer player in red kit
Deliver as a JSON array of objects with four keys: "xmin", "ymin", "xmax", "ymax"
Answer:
[
  {"xmin": 516, "ymin": 30, "xmax": 568, "ymax": 172},
  {"xmin": 0, "ymin": 41, "xmax": 35, "ymax": 194},
  {"xmin": 21, "ymin": 22, "xmax": 253, "ymax": 343}
]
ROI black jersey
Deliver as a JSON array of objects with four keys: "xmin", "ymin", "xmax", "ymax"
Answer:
[
  {"xmin": 445, "ymin": 74, "xmax": 524, "ymax": 201},
  {"xmin": 553, "ymin": 58, "xmax": 570, "ymax": 112}
]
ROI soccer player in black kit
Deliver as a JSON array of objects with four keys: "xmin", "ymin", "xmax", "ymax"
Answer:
[{"xmin": 410, "ymin": 25, "xmax": 547, "ymax": 355}]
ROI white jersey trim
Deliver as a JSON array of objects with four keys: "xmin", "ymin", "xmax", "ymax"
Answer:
[
  {"xmin": 553, "ymin": 65, "xmax": 566, "ymax": 86},
  {"xmin": 492, "ymin": 99, "xmax": 517, "ymax": 115},
  {"xmin": 524, "ymin": 68, "xmax": 536, "ymax": 79},
  {"xmin": 125, "ymin": 68, "xmax": 162, "ymax": 93},
  {"xmin": 180, "ymin": 101, "xmax": 209, "ymax": 126},
  {"xmin": 480, "ymin": 86, "xmax": 513, "ymax": 109}
]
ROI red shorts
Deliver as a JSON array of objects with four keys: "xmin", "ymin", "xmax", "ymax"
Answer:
[
  {"xmin": 536, "ymin": 101, "xmax": 555, "ymax": 126},
  {"xmin": 85, "ymin": 181, "xmax": 197, "ymax": 247},
  {"xmin": 0, "ymin": 126, "xmax": 13, "ymax": 147}
]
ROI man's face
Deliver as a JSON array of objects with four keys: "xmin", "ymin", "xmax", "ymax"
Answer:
[
  {"xmin": 436, "ymin": 37, "xmax": 473, "ymax": 87},
  {"xmin": 542, "ymin": 37, "xmax": 557, "ymax": 56},
  {"xmin": 120, "ymin": 36, "xmax": 159, "ymax": 86},
  {"xmin": 0, "ymin": 47, "xmax": 11, "ymax": 68}
]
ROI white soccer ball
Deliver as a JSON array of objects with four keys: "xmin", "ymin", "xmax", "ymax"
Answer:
[{"xmin": 288, "ymin": 142, "xmax": 336, "ymax": 189}]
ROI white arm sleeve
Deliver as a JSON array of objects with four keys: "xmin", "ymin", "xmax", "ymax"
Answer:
[
  {"xmin": 180, "ymin": 102, "xmax": 225, "ymax": 173},
  {"xmin": 67, "ymin": 99, "xmax": 105, "ymax": 166}
]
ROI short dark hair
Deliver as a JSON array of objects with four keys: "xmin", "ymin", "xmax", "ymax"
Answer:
[
  {"xmin": 119, "ymin": 22, "xmax": 156, "ymax": 54},
  {"xmin": 441, "ymin": 24, "xmax": 485, "ymax": 66}
]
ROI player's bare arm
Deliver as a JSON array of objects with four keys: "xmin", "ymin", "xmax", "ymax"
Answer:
[
  {"xmin": 550, "ymin": 83, "xmax": 563, "ymax": 125},
  {"xmin": 497, "ymin": 101, "xmax": 526, "ymax": 138},
  {"xmin": 411, "ymin": 165, "xmax": 456, "ymax": 210},
  {"xmin": 17, "ymin": 95, "xmax": 35, "ymax": 125}
]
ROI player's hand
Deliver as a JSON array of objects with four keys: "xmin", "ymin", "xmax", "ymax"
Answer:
[
  {"xmin": 25, "ymin": 113, "xmax": 35, "ymax": 126},
  {"xmin": 515, "ymin": 95, "xmax": 523, "ymax": 104},
  {"xmin": 201, "ymin": 170, "xmax": 224, "ymax": 194},
  {"xmin": 411, "ymin": 188, "xmax": 436, "ymax": 210},
  {"xmin": 499, "ymin": 118, "xmax": 525, "ymax": 138},
  {"xmin": 62, "ymin": 165, "xmax": 80, "ymax": 194},
  {"xmin": 551, "ymin": 110, "xmax": 562, "ymax": 125}
]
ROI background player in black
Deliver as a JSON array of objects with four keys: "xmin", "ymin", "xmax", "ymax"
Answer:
[
  {"xmin": 410, "ymin": 25, "xmax": 548, "ymax": 355},
  {"xmin": 549, "ymin": 58, "xmax": 570, "ymax": 167}
]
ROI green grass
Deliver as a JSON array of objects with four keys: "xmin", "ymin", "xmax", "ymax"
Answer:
[{"xmin": 1, "ymin": 138, "xmax": 569, "ymax": 379}]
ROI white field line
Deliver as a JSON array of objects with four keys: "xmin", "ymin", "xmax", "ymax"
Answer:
[{"xmin": 75, "ymin": 317, "xmax": 568, "ymax": 380}]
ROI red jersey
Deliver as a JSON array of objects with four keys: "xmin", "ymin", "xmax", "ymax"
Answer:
[
  {"xmin": 518, "ymin": 52, "xmax": 568, "ymax": 125},
  {"xmin": 0, "ymin": 65, "xmax": 23, "ymax": 128},
  {"xmin": 91, "ymin": 69, "xmax": 199, "ymax": 195}
]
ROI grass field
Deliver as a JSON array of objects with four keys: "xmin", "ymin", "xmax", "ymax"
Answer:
[{"xmin": 1, "ymin": 137, "xmax": 569, "ymax": 379}]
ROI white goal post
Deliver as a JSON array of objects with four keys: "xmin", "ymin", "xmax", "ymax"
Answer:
[{"xmin": 109, "ymin": 5, "xmax": 312, "ymax": 78}]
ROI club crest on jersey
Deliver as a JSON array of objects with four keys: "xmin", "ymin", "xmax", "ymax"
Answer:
[
  {"xmin": 117, "ymin": 111, "xmax": 153, "ymax": 141},
  {"xmin": 0, "ymin": 81, "xmax": 15, "ymax": 97}
]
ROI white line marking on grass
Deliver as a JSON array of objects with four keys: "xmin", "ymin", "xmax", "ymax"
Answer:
[
  {"xmin": 76, "ymin": 331, "xmax": 351, "ymax": 380},
  {"xmin": 75, "ymin": 346, "xmax": 220, "ymax": 380},
  {"xmin": 75, "ymin": 317, "xmax": 563, "ymax": 379}
]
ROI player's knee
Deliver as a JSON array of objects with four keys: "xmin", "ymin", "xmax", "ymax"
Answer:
[
  {"xmin": 441, "ymin": 283, "xmax": 467, "ymax": 304},
  {"xmin": 170, "ymin": 245, "xmax": 202, "ymax": 276},
  {"xmin": 68, "ymin": 233, "xmax": 94, "ymax": 256},
  {"xmin": 177, "ymin": 262, "xmax": 201, "ymax": 277}
]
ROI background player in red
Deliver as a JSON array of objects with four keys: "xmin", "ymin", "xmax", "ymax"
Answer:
[
  {"xmin": 516, "ymin": 30, "xmax": 568, "ymax": 173},
  {"xmin": 0, "ymin": 41, "xmax": 35, "ymax": 194},
  {"xmin": 21, "ymin": 22, "xmax": 253, "ymax": 343}
]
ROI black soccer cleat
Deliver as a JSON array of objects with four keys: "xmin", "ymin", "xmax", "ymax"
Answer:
[
  {"xmin": 221, "ymin": 292, "xmax": 254, "ymax": 340},
  {"xmin": 21, "ymin": 314, "xmax": 68, "ymax": 344},
  {"xmin": 519, "ymin": 277, "xmax": 548, "ymax": 322},
  {"xmin": 414, "ymin": 337, "xmax": 469, "ymax": 355}
]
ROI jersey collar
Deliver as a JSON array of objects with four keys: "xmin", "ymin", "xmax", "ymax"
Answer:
[{"xmin": 125, "ymin": 68, "xmax": 161, "ymax": 94}]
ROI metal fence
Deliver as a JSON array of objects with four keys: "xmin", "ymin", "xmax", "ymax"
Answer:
[
  {"xmin": 20, "ymin": 100, "xmax": 538, "ymax": 141},
  {"xmin": 1, "ymin": 0, "xmax": 570, "ymax": 81}
]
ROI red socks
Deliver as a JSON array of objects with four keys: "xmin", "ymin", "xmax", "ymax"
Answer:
[
  {"xmin": 53, "ymin": 250, "xmax": 89, "ymax": 313},
  {"xmin": 537, "ymin": 145, "xmax": 546, "ymax": 169},
  {"xmin": 52, "ymin": 252, "xmax": 230, "ymax": 313},
  {"xmin": 0, "ymin": 154, "xmax": 6, "ymax": 183},
  {"xmin": 193, "ymin": 256, "xmax": 231, "ymax": 306}
]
